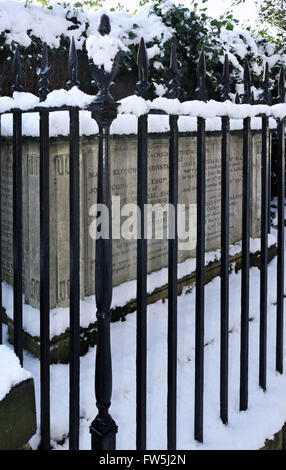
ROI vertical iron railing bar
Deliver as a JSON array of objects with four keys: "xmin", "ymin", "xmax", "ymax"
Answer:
[
  {"xmin": 12, "ymin": 48, "xmax": 24, "ymax": 365},
  {"xmin": 240, "ymin": 59, "xmax": 251, "ymax": 411},
  {"xmin": 167, "ymin": 42, "xmax": 181, "ymax": 450},
  {"xmin": 12, "ymin": 109, "xmax": 23, "ymax": 365},
  {"xmin": 276, "ymin": 117, "xmax": 285, "ymax": 374},
  {"xmin": 37, "ymin": 42, "xmax": 51, "ymax": 449},
  {"xmin": 168, "ymin": 113, "xmax": 178, "ymax": 449},
  {"xmin": 259, "ymin": 112, "xmax": 269, "ymax": 390},
  {"xmin": 39, "ymin": 107, "xmax": 51, "ymax": 449},
  {"xmin": 220, "ymin": 115, "xmax": 230, "ymax": 424},
  {"xmin": 276, "ymin": 68, "xmax": 285, "ymax": 374},
  {"xmin": 69, "ymin": 107, "xmax": 80, "ymax": 449},
  {"xmin": 259, "ymin": 62, "xmax": 271, "ymax": 391},
  {"xmin": 194, "ymin": 50, "xmax": 207, "ymax": 443},
  {"xmin": 67, "ymin": 37, "xmax": 80, "ymax": 451},
  {"xmin": 0, "ymin": 79, "xmax": 1, "ymax": 345},
  {"xmin": 136, "ymin": 37, "xmax": 149, "ymax": 451},
  {"xmin": 220, "ymin": 54, "xmax": 230, "ymax": 426}
]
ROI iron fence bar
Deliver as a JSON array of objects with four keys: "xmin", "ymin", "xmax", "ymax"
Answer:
[
  {"xmin": 136, "ymin": 37, "xmax": 149, "ymax": 451},
  {"xmin": 194, "ymin": 50, "xmax": 207, "ymax": 443},
  {"xmin": 69, "ymin": 108, "xmax": 80, "ymax": 449},
  {"xmin": 259, "ymin": 64, "xmax": 271, "ymax": 391},
  {"xmin": 67, "ymin": 37, "xmax": 80, "ymax": 451},
  {"xmin": 39, "ymin": 108, "xmax": 51, "ymax": 449},
  {"xmin": 268, "ymin": 143, "xmax": 272, "ymax": 234},
  {"xmin": 38, "ymin": 43, "xmax": 51, "ymax": 449},
  {"xmin": 0, "ymin": 114, "xmax": 2, "ymax": 345},
  {"xmin": 167, "ymin": 43, "xmax": 180, "ymax": 450},
  {"xmin": 220, "ymin": 115, "xmax": 230, "ymax": 424},
  {"xmin": 12, "ymin": 48, "xmax": 24, "ymax": 364},
  {"xmin": 168, "ymin": 114, "xmax": 178, "ymax": 450},
  {"xmin": 239, "ymin": 60, "xmax": 251, "ymax": 412},
  {"xmin": 276, "ymin": 67, "xmax": 285, "ymax": 374},
  {"xmin": 136, "ymin": 113, "xmax": 148, "ymax": 450},
  {"xmin": 259, "ymin": 114, "xmax": 269, "ymax": 391},
  {"xmin": 195, "ymin": 115, "xmax": 206, "ymax": 443},
  {"xmin": 240, "ymin": 115, "xmax": 251, "ymax": 411},
  {"xmin": 12, "ymin": 109, "xmax": 23, "ymax": 365},
  {"xmin": 89, "ymin": 14, "xmax": 118, "ymax": 451},
  {"xmin": 276, "ymin": 117, "xmax": 285, "ymax": 374},
  {"xmin": 220, "ymin": 54, "xmax": 230, "ymax": 425}
]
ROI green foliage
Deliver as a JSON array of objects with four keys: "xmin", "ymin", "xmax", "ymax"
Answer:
[{"xmin": 4, "ymin": 0, "xmax": 286, "ymax": 100}]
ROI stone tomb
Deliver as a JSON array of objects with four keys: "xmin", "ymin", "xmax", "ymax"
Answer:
[{"xmin": 1, "ymin": 131, "xmax": 262, "ymax": 309}]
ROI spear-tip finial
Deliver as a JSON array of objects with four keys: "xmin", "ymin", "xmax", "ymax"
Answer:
[
  {"xmin": 168, "ymin": 43, "xmax": 182, "ymax": 100},
  {"xmin": 37, "ymin": 42, "xmax": 52, "ymax": 102},
  {"xmin": 196, "ymin": 50, "xmax": 207, "ymax": 101},
  {"xmin": 235, "ymin": 92, "xmax": 240, "ymax": 104},
  {"xmin": 136, "ymin": 37, "xmax": 149, "ymax": 99},
  {"xmin": 278, "ymin": 66, "xmax": 285, "ymax": 103},
  {"xmin": 221, "ymin": 53, "xmax": 230, "ymax": 101},
  {"xmin": 262, "ymin": 61, "xmax": 271, "ymax": 105},
  {"xmin": 98, "ymin": 14, "xmax": 111, "ymax": 36},
  {"xmin": 67, "ymin": 37, "xmax": 79, "ymax": 90},
  {"xmin": 243, "ymin": 58, "xmax": 251, "ymax": 104},
  {"xmin": 12, "ymin": 46, "xmax": 23, "ymax": 93}
]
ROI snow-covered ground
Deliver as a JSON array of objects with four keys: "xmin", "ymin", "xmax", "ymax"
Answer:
[{"xmin": 2, "ymin": 224, "xmax": 286, "ymax": 450}]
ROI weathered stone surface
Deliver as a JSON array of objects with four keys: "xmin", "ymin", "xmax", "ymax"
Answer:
[
  {"xmin": 0, "ymin": 378, "xmax": 36, "ymax": 450},
  {"xmin": 1, "ymin": 131, "xmax": 262, "ymax": 309}
]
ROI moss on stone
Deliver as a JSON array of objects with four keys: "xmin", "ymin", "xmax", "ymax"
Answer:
[{"xmin": 0, "ymin": 378, "xmax": 36, "ymax": 450}]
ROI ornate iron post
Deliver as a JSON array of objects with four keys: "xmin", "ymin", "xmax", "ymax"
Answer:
[{"xmin": 89, "ymin": 14, "xmax": 119, "ymax": 451}]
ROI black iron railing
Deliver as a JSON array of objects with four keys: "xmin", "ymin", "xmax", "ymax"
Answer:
[{"xmin": 0, "ymin": 13, "xmax": 285, "ymax": 451}]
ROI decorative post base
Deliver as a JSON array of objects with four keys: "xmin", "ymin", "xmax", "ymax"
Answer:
[{"xmin": 90, "ymin": 416, "xmax": 118, "ymax": 450}]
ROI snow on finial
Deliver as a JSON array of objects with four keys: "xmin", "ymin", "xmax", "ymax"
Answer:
[
  {"xmin": 221, "ymin": 54, "xmax": 230, "ymax": 102},
  {"xmin": 12, "ymin": 47, "xmax": 23, "ymax": 93},
  {"xmin": 278, "ymin": 67, "xmax": 285, "ymax": 104},
  {"xmin": 243, "ymin": 59, "xmax": 251, "ymax": 104},
  {"xmin": 86, "ymin": 14, "xmax": 126, "ymax": 74},
  {"xmin": 196, "ymin": 50, "xmax": 207, "ymax": 101},
  {"xmin": 136, "ymin": 37, "xmax": 149, "ymax": 99},
  {"xmin": 98, "ymin": 14, "xmax": 111, "ymax": 36},
  {"xmin": 168, "ymin": 43, "xmax": 182, "ymax": 100},
  {"xmin": 67, "ymin": 37, "xmax": 79, "ymax": 90}
]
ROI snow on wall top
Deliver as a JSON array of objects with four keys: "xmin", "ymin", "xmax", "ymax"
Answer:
[{"xmin": 0, "ymin": 345, "xmax": 31, "ymax": 401}]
